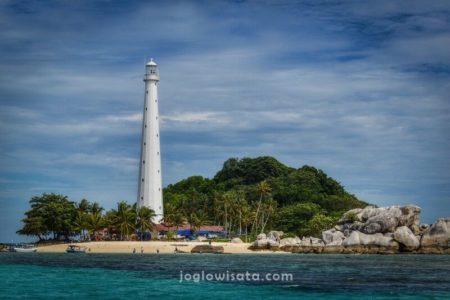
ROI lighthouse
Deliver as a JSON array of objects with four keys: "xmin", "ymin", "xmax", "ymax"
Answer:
[{"xmin": 137, "ymin": 58, "xmax": 163, "ymax": 223}]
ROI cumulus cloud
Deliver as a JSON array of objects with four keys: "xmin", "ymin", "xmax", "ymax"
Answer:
[{"xmin": 1, "ymin": 0, "xmax": 450, "ymax": 240}]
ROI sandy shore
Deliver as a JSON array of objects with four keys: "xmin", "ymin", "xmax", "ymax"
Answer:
[{"xmin": 37, "ymin": 241, "xmax": 276, "ymax": 254}]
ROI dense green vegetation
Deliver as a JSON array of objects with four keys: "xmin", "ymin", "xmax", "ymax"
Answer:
[
  {"xmin": 17, "ymin": 194, "xmax": 155, "ymax": 241},
  {"xmin": 18, "ymin": 156, "xmax": 368, "ymax": 241},
  {"xmin": 164, "ymin": 156, "xmax": 368, "ymax": 238}
]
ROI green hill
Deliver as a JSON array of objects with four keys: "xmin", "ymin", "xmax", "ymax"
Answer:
[{"xmin": 163, "ymin": 156, "xmax": 369, "ymax": 238}]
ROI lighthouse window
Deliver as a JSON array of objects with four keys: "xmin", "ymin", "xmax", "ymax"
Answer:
[
  {"xmin": 145, "ymin": 125, "xmax": 147, "ymax": 128},
  {"xmin": 159, "ymin": 188, "xmax": 161, "ymax": 191},
  {"xmin": 156, "ymin": 134, "xmax": 159, "ymax": 137},
  {"xmin": 157, "ymin": 170, "xmax": 160, "ymax": 173},
  {"xmin": 155, "ymin": 99, "xmax": 157, "ymax": 103},
  {"xmin": 157, "ymin": 152, "xmax": 159, "ymax": 155},
  {"xmin": 146, "ymin": 90, "xmax": 148, "ymax": 94},
  {"xmin": 143, "ymin": 160, "xmax": 145, "ymax": 164},
  {"xmin": 144, "ymin": 142, "xmax": 146, "ymax": 146},
  {"xmin": 145, "ymin": 107, "xmax": 147, "ymax": 111},
  {"xmin": 141, "ymin": 178, "xmax": 144, "ymax": 182},
  {"xmin": 141, "ymin": 197, "xmax": 143, "ymax": 200},
  {"xmin": 156, "ymin": 116, "xmax": 158, "ymax": 120}
]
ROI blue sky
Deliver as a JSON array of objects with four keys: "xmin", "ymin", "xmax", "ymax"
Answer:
[{"xmin": 1, "ymin": 0, "xmax": 449, "ymax": 242}]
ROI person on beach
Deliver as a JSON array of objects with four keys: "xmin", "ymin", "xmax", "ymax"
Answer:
[
  {"xmin": 133, "ymin": 248, "xmax": 136, "ymax": 254},
  {"xmin": 141, "ymin": 246, "xmax": 144, "ymax": 254},
  {"xmin": 156, "ymin": 249, "xmax": 159, "ymax": 253}
]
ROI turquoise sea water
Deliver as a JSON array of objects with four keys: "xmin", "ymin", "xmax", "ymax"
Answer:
[{"xmin": 1, "ymin": 253, "xmax": 449, "ymax": 299}]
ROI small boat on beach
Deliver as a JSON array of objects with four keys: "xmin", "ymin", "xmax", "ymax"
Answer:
[
  {"xmin": 66, "ymin": 245, "xmax": 88, "ymax": 253},
  {"xmin": 13, "ymin": 244, "xmax": 37, "ymax": 253}
]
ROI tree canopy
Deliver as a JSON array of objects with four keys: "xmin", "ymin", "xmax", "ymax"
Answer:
[
  {"xmin": 17, "ymin": 194, "xmax": 156, "ymax": 241},
  {"xmin": 18, "ymin": 156, "xmax": 369, "ymax": 241},
  {"xmin": 164, "ymin": 156, "xmax": 369, "ymax": 237}
]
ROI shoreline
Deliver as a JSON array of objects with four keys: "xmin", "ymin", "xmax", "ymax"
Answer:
[
  {"xmin": 17, "ymin": 241, "xmax": 449, "ymax": 255},
  {"xmin": 35, "ymin": 241, "xmax": 275, "ymax": 254}
]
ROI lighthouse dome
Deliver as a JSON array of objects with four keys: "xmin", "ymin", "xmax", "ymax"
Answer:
[{"xmin": 146, "ymin": 58, "xmax": 157, "ymax": 66}]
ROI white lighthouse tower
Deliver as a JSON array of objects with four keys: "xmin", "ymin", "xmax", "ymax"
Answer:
[{"xmin": 137, "ymin": 58, "xmax": 163, "ymax": 223}]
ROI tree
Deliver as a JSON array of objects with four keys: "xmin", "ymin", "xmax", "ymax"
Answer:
[
  {"xmin": 112, "ymin": 201, "xmax": 135, "ymax": 240},
  {"xmin": 16, "ymin": 216, "xmax": 47, "ymax": 240},
  {"xmin": 305, "ymin": 213, "xmax": 336, "ymax": 237},
  {"xmin": 72, "ymin": 211, "xmax": 88, "ymax": 241},
  {"xmin": 172, "ymin": 213, "xmax": 185, "ymax": 231},
  {"xmin": 17, "ymin": 193, "xmax": 76, "ymax": 240},
  {"xmin": 85, "ymin": 211, "xmax": 104, "ymax": 240},
  {"xmin": 135, "ymin": 206, "xmax": 156, "ymax": 240},
  {"xmin": 189, "ymin": 211, "xmax": 210, "ymax": 232},
  {"xmin": 251, "ymin": 180, "xmax": 271, "ymax": 235},
  {"xmin": 274, "ymin": 202, "xmax": 322, "ymax": 236},
  {"xmin": 260, "ymin": 198, "xmax": 277, "ymax": 233}
]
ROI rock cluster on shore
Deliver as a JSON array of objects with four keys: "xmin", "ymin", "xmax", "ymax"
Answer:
[{"xmin": 250, "ymin": 205, "xmax": 450, "ymax": 254}]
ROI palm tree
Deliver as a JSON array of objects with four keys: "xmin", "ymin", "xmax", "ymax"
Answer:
[
  {"xmin": 252, "ymin": 180, "xmax": 271, "ymax": 235},
  {"xmin": 73, "ymin": 211, "xmax": 87, "ymax": 241},
  {"xmin": 163, "ymin": 203, "xmax": 176, "ymax": 226},
  {"xmin": 77, "ymin": 199, "xmax": 91, "ymax": 213},
  {"xmin": 85, "ymin": 211, "xmax": 104, "ymax": 240},
  {"xmin": 172, "ymin": 213, "xmax": 185, "ymax": 231},
  {"xmin": 189, "ymin": 211, "xmax": 210, "ymax": 233},
  {"xmin": 74, "ymin": 199, "xmax": 92, "ymax": 240},
  {"xmin": 90, "ymin": 202, "xmax": 103, "ymax": 215},
  {"xmin": 240, "ymin": 205, "xmax": 254, "ymax": 242},
  {"xmin": 113, "ymin": 201, "xmax": 135, "ymax": 240},
  {"xmin": 260, "ymin": 198, "xmax": 277, "ymax": 233},
  {"xmin": 135, "ymin": 206, "xmax": 156, "ymax": 240},
  {"xmin": 103, "ymin": 211, "xmax": 116, "ymax": 240}
]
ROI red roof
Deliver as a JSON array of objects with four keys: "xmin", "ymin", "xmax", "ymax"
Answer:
[{"xmin": 155, "ymin": 224, "xmax": 224, "ymax": 232}]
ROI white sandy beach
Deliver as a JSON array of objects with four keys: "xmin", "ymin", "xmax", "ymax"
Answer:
[{"xmin": 36, "ymin": 241, "xmax": 279, "ymax": 254}]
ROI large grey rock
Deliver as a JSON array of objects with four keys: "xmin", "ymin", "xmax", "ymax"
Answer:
[
  {"xmin": 421, "ymin": 218, "xmax": 450, "ymax": 247},
  {"xmin": 338, "ymin": 208, "xmax": 363, "ymax": 223},
  {"xmin": 299, "ymin": 237, "xmax": 311, "ymax": 246},
  {"xmin": 231, "ymin": 237, "xmax": 243, "ymax": 244},
  {"xmin": 339, "ymin": 205, "xmax": 421, "ymax": 234},
  {"xmin": 342, "ymin": 231, "xmax": 360, "ymax": 246},
  {"xmin": 322, "ymin": 229, "xmax": 345, "ymax": 246},
  {"xmin": 311, "ymin": 237, "xmax": 324, "ymax": 246},
  {"xmin": 297, "ymin": 236, "xmax": 324, "ymax": 246},
  {"xmin": 256, "ymin": 233, "xmax": 266, "ymax": 240},
  {"xmin": 394, "ymin": 226, "xmax": 420, "ymax": 250},
  {"xmin": 267, "ymin": 231, "xmax": 284, "ymax": 242},
  {"xmin": 251, "ymin": 238, "xmax": 279, "ymax": 249},
  {"xmin": 361, "ymin": 205, "xmax": 421, "ymax": 233},
  {"xmin": 280, "ymin": 237, "xmax": 299, "ymax": 246},
  {"xmin": 343, "ymin": 221, "xmax": 365, "ymax": 232},
  {"xmin": 191, "ymin": 245, "xmax": 224, "ymax": 253},
  {"xmin": 343, "ymin": 231, "xmax": 399, "ymax": 247}
]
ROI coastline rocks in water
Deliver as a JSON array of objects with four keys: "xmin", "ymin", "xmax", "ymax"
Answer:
[
  {"xmin": 393, "ymin": 226, "xmax": 420, "ymax": 250},
  {"xmin": 280, "ymin": 237, "xmax": 299, "ymax": 246},
  {"xmin": 305, "ymin": 237, "xmax": 324, "ymax": 246},
  {"xmin": 322, "ymin": 229, "xmax": 345, "ymax": 246},
  {"xmin": 191, "ymin": 245, "xmax": 224, "ymax": 254},
  {"xmin": 267, "ymin": 231, "xmax": 284, "ymax": 242},
  {"xmin": 420, "ymin": 218, "xmax": 450, "ymax": 248},
  {"xmin": 342, "ymin": 231, "xmax": 399, "ymax": 248},
  {"xmin": 250, "ymin": 238, "xmax": 280, "ymax": 250},
  {"xmin": 231, "ymin": 237, "xmax": 243, "ymax": 244},
  {"xmin": 339, "ymin": 205, "xmax": 421, "ymax": 234}
]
